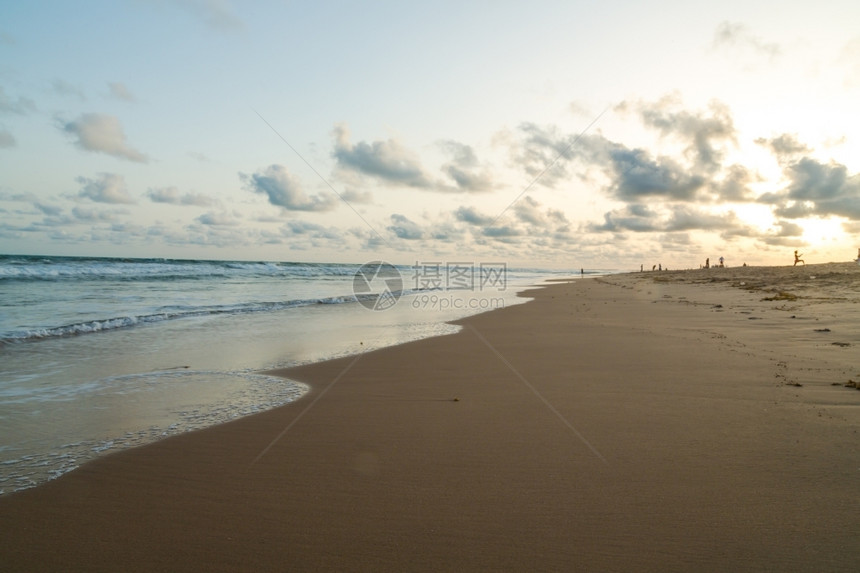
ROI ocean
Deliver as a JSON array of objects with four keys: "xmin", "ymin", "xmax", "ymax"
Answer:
[{"xmin": 0, "ymin": 254, "xmax": 607, "ymax": 495}]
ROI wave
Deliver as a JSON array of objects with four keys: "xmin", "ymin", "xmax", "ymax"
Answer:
[
  {"xmin": 0, "ymin": 255, "xmax": 361, "ymax": 283},
  {"xmin": 0, "ymin": 291, "xmax": 396, "ymax": 343}
]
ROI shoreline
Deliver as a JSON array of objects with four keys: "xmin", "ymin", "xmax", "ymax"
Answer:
[
  {"xmin": 2, "ymin": 264, "xmax": 859, "ymax": 571},
  {"xmin": 0, "ymin": 272, "xmax": 546, "ymax": 497}
]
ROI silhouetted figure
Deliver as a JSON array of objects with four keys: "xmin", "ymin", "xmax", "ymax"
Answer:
[
  {"xmin": 719, "ymin": 256, "xmax": 724, "ymax": 268},
  {"xmin": 794, "ymin": 250, "xmax": 805, "ymax": 266},
  {"xmin": 658, "ymin": 263, "xmax": 662, "ymax": 271},
  {"xmin": 705, "ymin": 258, "xmax": 710, "ymax": 269}
]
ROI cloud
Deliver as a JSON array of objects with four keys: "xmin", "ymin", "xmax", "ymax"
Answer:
[
  {"xmin": 0, "ymin": 128, "xmax": 15, "ymax": 148},
  {"xmin": 839, "ymin": 37, "xmax": 860, "ymax": 87},
  {"xmin": 591, "ymin": 204, "xmax": 744, "ymax": 234},
  {"xmin": 51, "ymin": 79, "xmax": 86, "ymax": 101},
  {"xmin": 713, "ymin": 21, "xmax": 781, "ymax": 60},
  {"xmin": 772, "ymin": 201, "xmax": 816, "ymax": 219},
  {"xmin": 108, "ymin": 82, "xmax": 136, "ymax": 102},
  {"xmin": 513, "ymin": 196, "xmax": 548, "ymax": 225},
  {"xmin": 75, "ymin": 173, "xmax": 136, "ymax": 204},
  {"xmin": 510, "ymin": 123, "xmax": 577, "ymax": 188},
  {"xmin": 0, "ymin": 87, "xmax": 37, "ymax": 115},
  {"xmin": 438, "ymin": 140, "xmax": 494, "ymax": 192},
  {"xmin": 603, "ymin": 142, "xmax": 706, "ymax": 201},
  {"xmin": 387, "ymin": 213, "xmax": 423, "ymax": 240},
  {"xmin": 283, "ymin": 220, "xmax": 343, "ymax": 240},
  {"xmin": 147, "ymin": 186, "xmax": 216, "ymax": 206},
  {"xmin": 636, "ymin": 97, "xmax": 736, "ymax": 172},
  {"xmin": 240, "ymin": 164, "xmax": 337, "ymax": 211},
  {"xmin": 72, "ymin": 206, "xmax": 125, "ymax": 223},
  {"xmin": 35, "ymin": 203, "xmax": 63, "ymax": 216},
  {"xmin": 482, "ymin": 225, "xmax": 522, "ymax": 238},
  {"xmin": 339, "ymin": 188, "xmax": 373, "ymax": 204},
  {"xmin": 196, "ymin": 211, "xmax": 240, "ymax": 226},
  {"xmin": 755, "ymin": 133, "xmax": 810, "ymax": 163},
  {"xmin": 172, "ymin": 0, "xmax": 244, "ymax": 31},
  {"xmin": 454, "ymin": 206, "xmax": 495, "ymax": 226},
  {"xmin": 62, "ymin": 113, "xmax": 149, "ymax": 162},
  {"xmin": 754, "ymin": 140, "xmax": 860, "ymax": 219},
  {"xmin": 713, "ymin": 164, "xmax": 756, "ymax": 202},
  {"xmin": 773, "ymin": 220, "xmax": 804, "ymax": 237},
  {"xmin": 769, "ymin": 157, "xmax": 860, "ymax": 219},
  {"xmin": 332, "ymin": 124, "xmax": 436, "ymax": 189},
  {"xmin": 188, "ymin": 151, "xmax": 212, "ymax": 163}
]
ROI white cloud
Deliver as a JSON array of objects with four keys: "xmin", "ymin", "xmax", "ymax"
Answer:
[
  {"xmin": 0, "ymin": 87, "xmax": 36, "ymax": 115},
  {"xmin": 171, "ymin": 0, "xmax": 244, "ymax": 31},
  {"xmin": 75, "ymin": 173, "xmax": 136, "ymax": 204},
  {"xmin": 147, "ymin": 186, "xmax": 216, "ymax": 207},
  {"xmin": 62, "ymin": 113, "xmax": 149, "ymax": 162},
  {"xmin": 240, "ymin": 164, "xmax": 337, "ymax": 212},
  {"xmin": 712, "ymin": 21, "xmax": 781, "ymax": 60},
  {"xmin": 108, "ymin": 82, "xmax": 136, "ymax": 102},
  {"xmin": 0, "ymin": 128, "xmax": 15, "ymax": 148}
]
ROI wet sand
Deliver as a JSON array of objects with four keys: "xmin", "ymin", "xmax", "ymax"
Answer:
[{"xmin": 1, "ymin": 263, "xmax": 859, "ymax": 572}]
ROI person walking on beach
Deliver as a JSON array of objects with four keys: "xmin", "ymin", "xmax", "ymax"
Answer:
[
  {"xmin": 794, "ymin": 250, "xmax": 805, "ymax": 266},
  {"xmin": 719, "ymin": 256, "xmax": 724, "ymax": 268}
]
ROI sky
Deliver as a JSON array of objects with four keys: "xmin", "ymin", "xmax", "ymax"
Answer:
[{"xmin": 1, "ymin": 0, "xmax": 859, "ymax": 269}]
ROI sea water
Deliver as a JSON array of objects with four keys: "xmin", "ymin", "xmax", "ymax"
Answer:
[{"xmin": 0, "ymin": 255, "xmax": 603, "ymax": 494}]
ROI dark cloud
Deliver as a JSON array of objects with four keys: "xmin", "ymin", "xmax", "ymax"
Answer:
[
  {"xmin": 147, "ymin": 186, "xmax": 216, "ymax": 207},
  {"xmin": 591, "ymin": 204, "xmax": 743, "ymax": 234},
  {"xmin": 61, "ymin": 113, "xmax": 149, "ymax": 162},
  {"xmin": 773, "ymin": 220, "xmax": 804, "ymax": 237},
  {"xmin": 75, "ymin": 173, "xmax": 136, "ymax": 204},
  {"xmin": 786, "ymin": 158, "xmax": 850, "ymax": 201},
  {"xmin": 240, "ymin": 164, "xmax": 336, "ymax": 212},
  {"xmin": 604, "ymin": 143, "xmax": 706, "ymax": 201},
  {"xmin": 332, "ymin": 124, "xmax": 435, "ymax": 189},
  {"xmin": 454, "ymin": 205, "xmax": 495, "ymax": 226},
  {"xmin": 387, "ymin": 213, "xmax": 423, "ymax": 240},
  {"xmin": 767, "ymin": 157, "xmax": 860, "ymax": 219},
  {"xmin": 482, "ymin": 225, "xmax": 522, "ymax": 238}
]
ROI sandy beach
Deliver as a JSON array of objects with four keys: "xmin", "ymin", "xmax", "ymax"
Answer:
[{"xmin": 2, "ymin": 262, "xmax": 859, "ymax": 572}]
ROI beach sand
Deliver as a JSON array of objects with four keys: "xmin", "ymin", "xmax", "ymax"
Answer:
[{"xmin": 2, "ymin": 263, "xmax": 859, "ymax": 572}]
